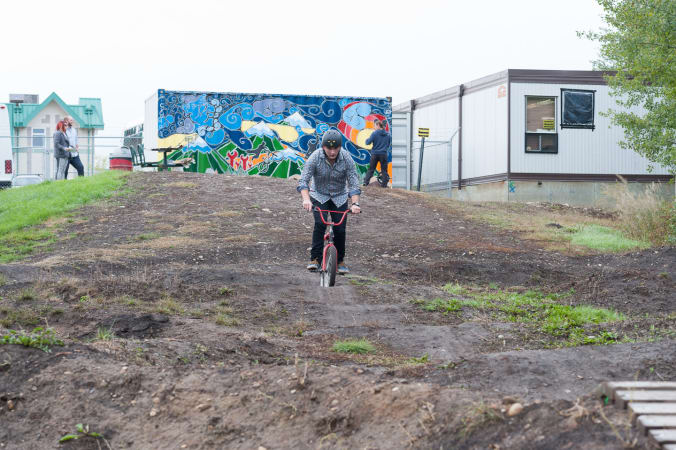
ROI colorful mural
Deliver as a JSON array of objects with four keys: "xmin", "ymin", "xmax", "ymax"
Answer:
[{"xmin": 157, "ymin": 90, "xmax": 392, "ymax": 180}]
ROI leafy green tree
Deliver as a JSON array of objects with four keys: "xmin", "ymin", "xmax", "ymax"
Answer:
[{"xmin": 583, "ymin": 0, "xmax": 676, "ymax": 174}]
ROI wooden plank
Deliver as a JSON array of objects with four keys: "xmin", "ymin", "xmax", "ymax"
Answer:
[
  {"xmin": 638, "ymin": 415, "xmax": 676, "ymax": 435},
  {"xmin": 601, "ymin": 382, "xmax": 676, "ymax": 401},
  {"xmin": 615, "ymin": 390, "xmax": 676, "ymax": 408},
  {"xmin": 650, "ymin": 429, "xmax": 676, "ymax": 444},
  {"xmin": 629, "ymin": 403, "xmax": 676, "ymax": 416}
]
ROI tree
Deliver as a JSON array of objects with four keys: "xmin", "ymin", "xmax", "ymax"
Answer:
[{"xmin": 584, "ymin": 0, "xmax": 676, "ymax": 174}]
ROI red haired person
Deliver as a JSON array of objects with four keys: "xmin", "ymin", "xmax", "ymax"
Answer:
[{"xmin": 53, "ymin": 120, "xmax": 72, "ymax": 180}]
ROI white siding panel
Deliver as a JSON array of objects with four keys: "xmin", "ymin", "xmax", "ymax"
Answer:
[
  {"xmin": 143, "ymin": 91, "xmax": 158, "ymax": 160},
  {"xmin": 462, "ymin": 85, "xmax": 508, "ymax": 179},
  {"xmin": 510, "ymin": 82, "xmax": 670, "ymax": 175},
  {"xmin": 410, "ymin": 98, "xmax": 458, "ymax": 186}
]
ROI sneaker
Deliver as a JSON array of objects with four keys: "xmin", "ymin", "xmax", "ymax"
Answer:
[
  {"xmin": 338, "ymin": 263, "xmax": 350, "ymax": 275},
  {"xmin": 307, "ymin": 259, "xmax": 319, "ymax": 272}
]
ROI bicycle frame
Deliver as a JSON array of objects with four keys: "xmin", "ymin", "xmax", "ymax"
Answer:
[{"xmin": 314, "ymin": 207, "xmax": 349, "ymax": 271}]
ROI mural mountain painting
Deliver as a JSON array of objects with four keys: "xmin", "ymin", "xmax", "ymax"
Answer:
[{"xmin": 156, "ymin": 90, "xmax": 392, "ymax": 180}]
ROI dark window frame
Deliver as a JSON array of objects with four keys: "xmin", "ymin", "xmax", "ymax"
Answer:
[
  {"xmin": 525, "ymin": 133, "xmax": 558, "ymax": 154},
  {"xmin": 560, "ymin": 88, "xmax": 596, "ymax": 130},
  {"xmin": 525, "ymin": 95, "xmax": 558, "ymax": 154}
]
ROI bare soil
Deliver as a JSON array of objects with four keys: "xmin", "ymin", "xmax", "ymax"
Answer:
[{"xmin": 0, "ymin": 172, "xmax": 674, "ymax": 449}]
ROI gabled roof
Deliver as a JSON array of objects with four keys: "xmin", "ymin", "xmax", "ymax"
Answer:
[{"xmin": 3, "ymin": 92, "xmax": 104, "ymax": 129}]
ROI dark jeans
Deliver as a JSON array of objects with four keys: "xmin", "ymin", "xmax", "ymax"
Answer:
[
  {"xmin": 311, "ymin": 198, "xmax": 347, "ymax": 263},
  {"xmin": 65, "ymin": 155, "xmax": 84, "ymax": 178},
  {"xmin": 364, "ymin": 153, "xmax": 389, "ymax": 186}
]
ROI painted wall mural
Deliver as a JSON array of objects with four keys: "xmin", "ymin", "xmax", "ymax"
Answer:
[{"xmin": 157, "ymin": 90, "xmax": 392, "ymax": 180}]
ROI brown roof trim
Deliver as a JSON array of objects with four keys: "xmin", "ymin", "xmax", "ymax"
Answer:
[
  {"xmin": 509, "ymin": 172, "xmax": 674, "ymax": 183},
  {"xmin": 508, "ymin": 69, "xmax": 616, "ymax": 85},
  {"xmin": 452, "ymin": 173, "xmax": 508, "ymax": 187}
]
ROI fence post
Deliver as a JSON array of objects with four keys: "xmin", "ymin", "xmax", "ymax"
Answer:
[{"xmin": 416, "ymin": 137, "xmax": 426, "ymax": 191}]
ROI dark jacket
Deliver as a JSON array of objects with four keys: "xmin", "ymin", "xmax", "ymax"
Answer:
[
  {"xmin": 365, "ymin": 129, "xmax": 391, "ymax": 155},
  {"xmin": 53, "ymin": 131, "xmax": 70, "ymax": 159}
]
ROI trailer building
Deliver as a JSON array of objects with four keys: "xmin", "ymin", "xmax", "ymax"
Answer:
[{"xmin": 392, "ymin": 69, "xmax": 673, "ymax": 206}]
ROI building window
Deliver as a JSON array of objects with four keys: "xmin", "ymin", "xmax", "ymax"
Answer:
[
  {"xmin": 561, "ymin": 89, "xmax": 595, "ymax": 130},
  {"xmin": 32, "ymin": 128, "xmax": 46, "ymax": 148},
  {"xmin": 525, "ymin": 96, "xmax": 558, "ymax": 153}
]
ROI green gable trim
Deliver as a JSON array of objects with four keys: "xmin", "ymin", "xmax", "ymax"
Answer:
[{"xmin": 4, "ymin": 92, "xmax": 104, "ymax": 129}]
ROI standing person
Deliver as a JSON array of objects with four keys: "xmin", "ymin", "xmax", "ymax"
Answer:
[
  {"xmin": 363, "ymin": 119, "xmax": 391, "ymax": 187},
  {"xmin": 298, "ymin": 129, "xmax": 361, "ymax": 274},
  {"xmin": 64, "ymin": 116, "xmax": 84, "ymax": 177},
  {"xmin": 53, "ymin": 121, "xmax": 71, "ymax": 180}
]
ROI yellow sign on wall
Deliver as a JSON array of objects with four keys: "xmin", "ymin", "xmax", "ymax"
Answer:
[
  {"xmin": 543, "ymin": 119, "xmax": 555, "ymax": 130},
  {"xmin": 418, "ymin": 127, "xmax": 430, "ymax": 137}
]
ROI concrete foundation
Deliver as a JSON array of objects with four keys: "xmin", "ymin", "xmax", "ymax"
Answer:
[
  {"xmin": 419, "ymin": 179, "xmax": 674, "ymax": 207},
  {"xmin": 508, "ymin": 180, "xmax": 674, "ymax": 208}
]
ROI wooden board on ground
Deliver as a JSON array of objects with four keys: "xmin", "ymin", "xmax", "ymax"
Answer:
[
  {"xmin": 651, "ymin": 429, "xmax": 676, "ymax": 445},
  {"xmin": 600, "ymin": 381, "xmax": 676, "ymax": 449},
  {"xmin": 638, "ymin": 415, "xmax": 676, "ymax": 435},
  {"xmin": 630, "ymin": 403, "xmax": 676, "ymax": 416},
  {"xmin": 615, "ymin": 390, "xmax": 676, "ymax": 409},
  {"xmin": 600, "ymin": 382, "xmax": 676, "ymax": 401}
]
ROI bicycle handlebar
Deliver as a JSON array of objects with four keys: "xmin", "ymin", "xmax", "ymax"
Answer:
[{"xmin": 313, "ymin": 207, "xmax": 354, "ymax": 226}]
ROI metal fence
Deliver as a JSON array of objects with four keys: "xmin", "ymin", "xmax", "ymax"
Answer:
[{"xmin": 1, "ymin": 136, "xmax": 129, "ymax": 180}]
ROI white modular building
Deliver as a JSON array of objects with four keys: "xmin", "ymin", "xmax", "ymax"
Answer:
[{"xmin": 392, "ymin": 69, "xmax": 673, "ymax": 206}]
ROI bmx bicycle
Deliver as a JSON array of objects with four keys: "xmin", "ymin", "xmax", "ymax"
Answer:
[{"xmin": 314, "ymin": 207, "xmax": 351, "ymax": 287}]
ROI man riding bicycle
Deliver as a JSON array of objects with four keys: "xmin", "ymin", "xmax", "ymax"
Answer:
[{"xmin": 297, "ymin": 129, "xmax": 361, "ymax": 274}]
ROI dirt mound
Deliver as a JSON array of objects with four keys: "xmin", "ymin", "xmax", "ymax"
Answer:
[{"xmin": 0, "ymin": 172, "xmax": 673, "ymax": 449}]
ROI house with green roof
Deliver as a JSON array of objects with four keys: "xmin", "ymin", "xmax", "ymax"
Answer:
[{"xmin": 3, "ymin": 93, "xmax": 104, "ymax": 178}]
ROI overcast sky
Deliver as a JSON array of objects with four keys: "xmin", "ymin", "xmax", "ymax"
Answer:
[{"xmin": 1, "ymin": 0, "xmax": 605, "ymax": 138}]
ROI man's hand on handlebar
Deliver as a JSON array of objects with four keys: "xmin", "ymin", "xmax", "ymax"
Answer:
[
  {"xmin": 350, "ymin": 204, "xmax": 361, "ymax": 214},
  {"xmin": 302, "ymin": 198, "xmax": 313, "ymax": 211}
]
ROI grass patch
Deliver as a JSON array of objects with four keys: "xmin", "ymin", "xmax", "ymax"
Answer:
[
  {"xmin": 605, "ymin": 177, "xmax": 675, "ymax": 245},
  {"xmin": 214, "ymin": 313, "xmax": 240, "ymax": 326},
  {"xmin": 154, "ymin": 297, "xmax": 184, "ymax": 315},
  {"xmin": 570, "ymin": 225, "xmax": 649, "ymax": 252},
  {"xmin": 18, "ymin": 288, "xmax": 37, "ymax": 302},
  {"xmin": 133, "ymin": 232, "xmax": 161, "ymax": 241},
  {"xmin": 443, "ymin": 282, "xmax": 467, "ymax": 296},
  {"xmin": 417, "ymin": 285, "xmax": 626, "ymax": 346},
  {"xmin": 332, "ymin": 338, "xmax": 376, "ymax": 354},
  {"xmin": 96, "ymin": 327, "xmax": 115, "ymax": 341},
  {"xmin": 1, "ymin": 327, "xmax": 64, "ymax": 352},
  {"xmin": 0, "ymin": 171, "xmax": 129, "ymax": 263},
  {"xmin": 0, "ymin": 306, "xmax": 41, "ymax": 328}
]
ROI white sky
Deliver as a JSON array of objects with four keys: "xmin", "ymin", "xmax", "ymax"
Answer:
[{"xmin": 1, "ymin": 0, "xmax": 605, "ymax": 138}]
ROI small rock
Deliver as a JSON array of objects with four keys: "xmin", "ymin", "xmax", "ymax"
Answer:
[
  {"xmin": 253, "ymin": 381, "xmax": 262, "ymax": 388},
  {"xmin": 195, "ymin": 404, "xmax": 211, "ymax": 412},
  {"xmin": 262, "ymin": 208, "xmax": 271, "ymax": 213},
  {"xmin": 149, "ymin": 408, "xmax": 158, "ymax": 417},
  {"xmin": 63, "ymin": 371, "xmax": 72, "ymax": 375},
  {"xmin": 356, "ymin": 369, "xmax": 364, "ymax": 374},
  {"xmin": 502, "ymin": 396, "xmax": 518, "ymax": 405},
  {"xmin": 7, "ymin": 400, "xmax": 14, "ymax": 411},
  {"xmin": 392, "ymin": 386, "xmax": 400, "ymax": 392},
  {"xmin": 31, "ymin": 386, "xmax": 37, "ymax": 392},
  {"xmin": 258, "ymin": 447, "xmax": 268, "ymax": 450},
  {"xmin": 497, "ymin": 335, "xmax": 504, "ymax": 339},
  {"xmin": 331, "ymin": 399, "xmax": 339, "ymax": 406},
  {"xmin": 507, "ymin": 403, "xmax": 523, "ymax": 416}
]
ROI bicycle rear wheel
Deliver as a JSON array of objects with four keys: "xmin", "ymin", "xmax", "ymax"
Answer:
[{"xmin": 321, "ymin": 245, "xmax": 338, "ymax": 287}]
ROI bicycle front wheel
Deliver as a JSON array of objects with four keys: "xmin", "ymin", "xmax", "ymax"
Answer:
[{"xmin": 321, "ymin": 245, "xmax": 338, "ymax": 287}]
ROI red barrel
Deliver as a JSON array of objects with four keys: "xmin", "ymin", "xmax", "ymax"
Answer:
[{"xmin": 109, "ymin": 147, "xmax": 133, "ymax": 171}]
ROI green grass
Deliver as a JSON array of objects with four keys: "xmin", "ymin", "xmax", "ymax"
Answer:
[
  {"xmin": 1, "ymin": 327, "xmax": 64, "ymax": 352},
  {"xmin": 0, "ymin": 171, "xmax": 129, "ymax": 263},
  {"xmin": 332, "ymin": 338, "xmax": 376, "ymax": 354},
  {"xmin": 570, "ymin": 225, "xmax": 650, "ymax": 252},
  {"xmin": 96, "ymin": 327, "xmax": 115, "ymax": 341},
  {"xmin": 134, "ymin": 232, "xmax": 160, "ymax": 241},
  {"xmin": 417, "ymin": 285, "xmax": 626, "ymax": 346}
]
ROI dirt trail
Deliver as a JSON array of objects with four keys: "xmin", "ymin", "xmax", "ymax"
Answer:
[{"xmin": 0, "ymin": 172, "xmax": 673, "ymax": 449}]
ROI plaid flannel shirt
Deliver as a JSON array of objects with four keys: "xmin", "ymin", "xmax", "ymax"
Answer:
[{"xmin": 297, "ymin": 148, "xmax": 361, "ymax": 207}]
